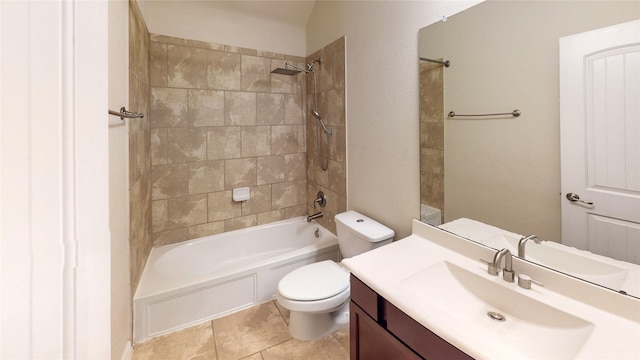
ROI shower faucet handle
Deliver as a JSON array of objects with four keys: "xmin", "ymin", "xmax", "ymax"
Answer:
[{"xmin": 314, "ymin": 191, "xmax": 327, "ymax": 208}]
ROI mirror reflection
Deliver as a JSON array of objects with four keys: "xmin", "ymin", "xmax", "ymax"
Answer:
[{"xmin": 418, "ymin": 0, "xmax": 640, "ymax": 297}]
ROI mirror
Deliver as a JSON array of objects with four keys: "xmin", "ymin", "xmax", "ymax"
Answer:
[{"xmin": 418, "ymin": 0, "xmax": 640, "ymax": 297}]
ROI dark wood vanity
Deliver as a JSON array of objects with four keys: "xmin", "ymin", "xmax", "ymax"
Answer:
[{"xmin": 350, "ymin": 275, "xmax": 473, "ymax": 360}]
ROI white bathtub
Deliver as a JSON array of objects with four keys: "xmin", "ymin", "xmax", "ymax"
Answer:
[{"xmin": 133, "ymin": 217, "xmax": 340, "ymax": 343}]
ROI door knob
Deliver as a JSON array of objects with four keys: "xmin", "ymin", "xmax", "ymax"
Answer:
[{"xmin": 566, "ymin": 193, "xmax": 593, "ymax": 205}]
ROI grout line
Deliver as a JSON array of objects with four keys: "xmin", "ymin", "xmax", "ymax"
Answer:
[
  {"xmin": 259, "ymin": 337, "xmax": 294, "ymax": 355},
  {"xmin": 210, "ymin": 319, "xmax": 221, "ymax": 360},
  {"xmin": 239, "ymin": 350, "xmax": 265, "ymax": 360},
  {"xmin": 272, "ymin": 299, "xmax": 289, "ymax": 325}
]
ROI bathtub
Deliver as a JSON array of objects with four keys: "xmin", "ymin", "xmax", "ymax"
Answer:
[{"xmin": 133, "ymin": 217, "xmax": 340, "ymax": 343}]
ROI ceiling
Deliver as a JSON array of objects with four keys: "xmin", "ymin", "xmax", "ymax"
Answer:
[{"xmin": 196, "ymin": 0, "xmax": 317, "ymax": 28}]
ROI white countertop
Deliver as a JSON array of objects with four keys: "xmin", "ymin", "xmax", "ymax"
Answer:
[{"xmin": 342, "ymin": 220, "xmax": 640, "ymax": 360}]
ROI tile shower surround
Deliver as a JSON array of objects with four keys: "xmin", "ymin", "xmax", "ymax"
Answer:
[
  {"xmin": 129, "ymin": 0, "xmax": 347, "ymax": 291},
  {"xmin": 305, "ymin": 37, "xmax": 347, "ymax": 234},
  {"xmin": 149, "ymin": 35, "xmax": 311, "ymax": 246},
  {"xmin": 129, "ymin": 0, "xmax": 152, "ymax": 295},
  {"xmin": 419, "ymin": 61, "xmax": 444, "ymax": 222}
]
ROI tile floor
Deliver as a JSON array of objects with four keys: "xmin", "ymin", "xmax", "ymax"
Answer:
[{"xmin": 131, "ymin": 300, "xmax": 350, "ymax": 360}]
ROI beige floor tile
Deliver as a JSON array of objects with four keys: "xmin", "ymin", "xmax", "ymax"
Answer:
[
  {"xmin": 131, "ymin": 321, "xmax": 217, "ymax": 360},
  {"xmin": 213, "ymin": 302, "xmax": 291, "ymax": 360},
  {"xmin": 332, "ymin": 325, "xmax": 350, "ymax": 352},
  {"xmin": 261, "ymin": 336, "xmax": 349, "ymax": 360}
]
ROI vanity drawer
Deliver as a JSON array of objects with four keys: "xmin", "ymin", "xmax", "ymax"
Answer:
[
  {"xmin": 385, "ymin": 302, "xmax": 473, "ymax": 360},
  {"xmin": 350, "ymin": 275, "xmax": 379, "ymax": 321}
]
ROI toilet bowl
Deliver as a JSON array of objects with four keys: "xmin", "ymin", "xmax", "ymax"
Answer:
[
  {"xmin": 276, "ymin": 211, "xmax": 394, "ymax": 340},
  {"xmin": 276, "ymin": 260, "xmax": 350, "ymax": 340}
]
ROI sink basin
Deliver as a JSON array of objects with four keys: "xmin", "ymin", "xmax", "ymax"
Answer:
[
  {"xmin": 400, "ymin": 261, "xmax": 594, "ymax": 359},
  {"xmin": 483, "ymin": 233, "xmax": 629, "ymax": 290}
]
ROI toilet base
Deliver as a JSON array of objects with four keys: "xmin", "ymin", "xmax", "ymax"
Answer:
[{"xmin": 287, "ymin": 301, "xmax": 350, "ymax": 340}]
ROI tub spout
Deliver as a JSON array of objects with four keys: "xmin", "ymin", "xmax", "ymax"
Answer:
[{"xmin": 307, "ymin": 212, "xmax": 323, "ymax": 222}]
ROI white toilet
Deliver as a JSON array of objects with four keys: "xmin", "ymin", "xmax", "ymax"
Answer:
[{"xmin": 276, "ymin": 210, "xmax": 394, "ymax": 340}]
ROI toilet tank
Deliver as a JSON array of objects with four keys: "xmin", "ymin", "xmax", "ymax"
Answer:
[{"xmin": 334, "ymin": 210, "xmax": 395, "ymax": 258}]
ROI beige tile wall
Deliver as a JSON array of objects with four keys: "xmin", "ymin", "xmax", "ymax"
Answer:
[
  {"xmin": 149, "ymin": 34, "xmax": 310, "ymax": 246},
  {"xmin": 419, "ymin": 61, "xmax": 444, "ymax": 222},
  {"xmin": 306, "ymin": 37, "xmax": 347, "ymax": 234},
  {"xmin": 129, "ymin": 0, "xmax": 153, "ymax": 295}
]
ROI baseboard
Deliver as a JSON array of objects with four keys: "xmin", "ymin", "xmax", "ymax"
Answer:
[{"xmin": 119, "ymin": 341, "xmax": 133, "ymax": 360}]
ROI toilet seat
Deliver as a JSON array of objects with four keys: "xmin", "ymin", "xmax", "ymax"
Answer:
[
  {"xmin": 278, "ymin": 260, "xmax": 349, "ymax": 301},
  {"xmin": 276, "ymin": 260, "xmax": 350, "ymax": 313}
]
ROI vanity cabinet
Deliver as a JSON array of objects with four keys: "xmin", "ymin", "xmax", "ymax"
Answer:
[{"xmin": 350, "ymin": 275, "xmax": 472, "ymax": 360}]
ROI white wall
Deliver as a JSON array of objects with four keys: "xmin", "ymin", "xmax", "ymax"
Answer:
[
  {"xmin": 74, "ymin": 2, "xmax": 112, "ymax": 355},
  {"xmin": 139, "ymin": 0, "xmax": 308, "ymax": 56},
  {"xmin": 1, "ymin": 0, "xmax": 111, "ymax": 358},
  {"xmin": 306, "ymin": 0, "xmax": 480, "ymax": 238},
  {"xmin": 108, "ymin": 0, "xmax": 132, "ymax": 359}
]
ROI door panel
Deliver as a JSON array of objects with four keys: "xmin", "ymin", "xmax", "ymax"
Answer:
[
  {"xmin": 588, "ymin": 215, "xmax": 640, "ymax": 264},
  {"xmin": 560, "ymin": 19, "xmax": 640, "ymax": 263},
  {"xmin": 588, "ymin": 47, "xmax": 640, "ymax": 193}
]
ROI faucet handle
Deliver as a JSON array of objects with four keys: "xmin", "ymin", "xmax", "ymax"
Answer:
[
  {"xmin": 480, "ymin": 258, "xmax": 500, "ymax": 276},
  {"xmin": 314, "ymin": 191, "xmax": 327, "ymax": 209},
  {"xmin": 517, "ymin": 274, "xmax": 543, "ymax": 289}
]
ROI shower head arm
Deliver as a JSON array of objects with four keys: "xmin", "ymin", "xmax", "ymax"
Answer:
[
  {"xmin": 309, "ymin": 56, "xmax": 322, "ymax": 66},
  {"xmin": 285, "ymin": 62, "xmax": 310, "ymax": 73}
]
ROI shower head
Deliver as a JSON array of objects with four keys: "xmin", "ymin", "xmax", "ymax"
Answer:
[
  {"xmin": 271, "ymin": 61, "xmax": 309, "ymax": 76},
  {"xmin": 271, "ymin": 67, "xmax": 301, "ymax": 75},
  {"xmin": 311, "ymin": 110, "xmax": 331, "ymax": 135}
]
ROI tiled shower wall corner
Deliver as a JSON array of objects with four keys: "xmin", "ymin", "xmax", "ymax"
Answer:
[
  {"xmin": 129, "ymin": 0, "xmax": 153, "ymax": 294},
  {"xmin": 149, "ymin": 34, "xmax": 310, "ymax": 246},
  {"xmin": 419, "ymin": 61, "xmax": 444, "ymax": 222},
  {"xmin": 306, "ymin": 37, "xmax": 347, "ymax": 234}
]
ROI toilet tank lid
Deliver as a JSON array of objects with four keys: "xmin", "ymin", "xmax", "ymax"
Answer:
[{"xmin": 334, "ymin": 210, "xmax": 395, "ymax": 242}]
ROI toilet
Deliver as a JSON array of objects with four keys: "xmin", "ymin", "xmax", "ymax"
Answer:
[{"xmin": 276, "ymin": 210, "xmax": 394, "ymax": 340}]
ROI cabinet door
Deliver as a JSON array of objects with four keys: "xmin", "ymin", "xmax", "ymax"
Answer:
[{"xmin": 350, "ymin": 301, "xmax": 422, "ymax": 360}]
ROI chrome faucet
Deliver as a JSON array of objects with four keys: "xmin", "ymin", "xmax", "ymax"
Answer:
[
  {"xmin": 307, "ymin": 212, "xmax": 323, "ymax": 222},
  {"xmin": 484, "ymin": 248, "xmax": 515, "ymax": 282},
  {"xmin": 518, "ymin": 235, "xmax": 543, "ymax": 258}
]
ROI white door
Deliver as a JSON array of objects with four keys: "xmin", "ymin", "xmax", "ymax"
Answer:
[
  {"xmin": 1, "ymin": 0, "xmax": 111, "ymax": 358},
  {"xmin": 560, "ymin": 19, "xmax": 640, "ymax": 264}
]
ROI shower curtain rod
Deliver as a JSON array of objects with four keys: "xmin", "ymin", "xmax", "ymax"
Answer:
[{"xmin": 420, "ymin": 57, "xmax": 450, "ymax": 67}]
